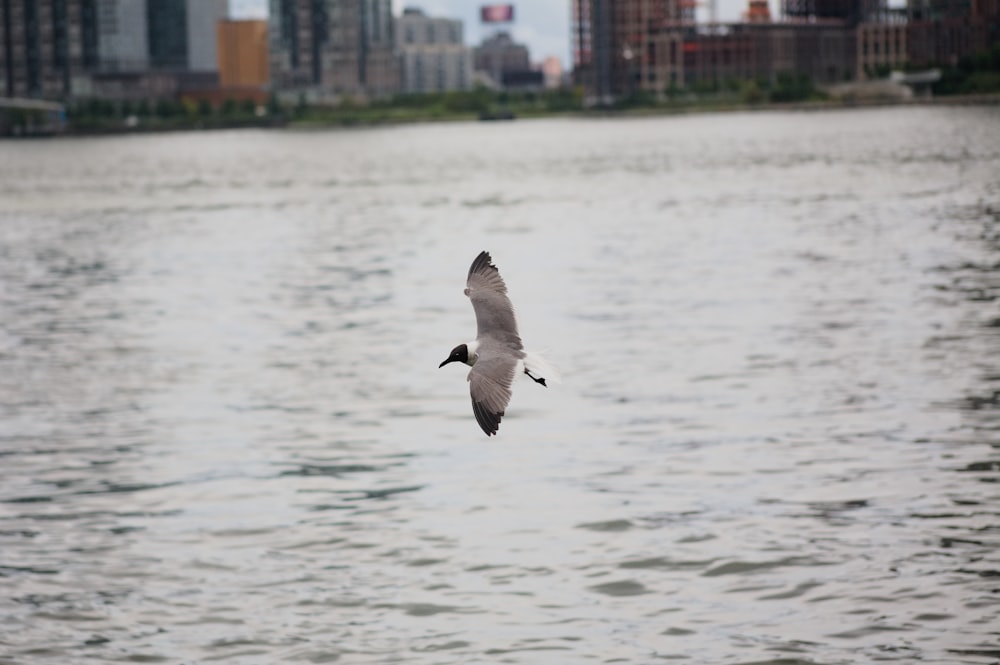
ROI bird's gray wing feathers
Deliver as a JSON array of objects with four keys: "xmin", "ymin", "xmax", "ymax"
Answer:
[
  {"xmin": 465, "ymin": 251, "xmax": 523, "ymax": 350},
  {"xmin": 467, "ymin": 353, "xmax": 517, "ymax": 436}
]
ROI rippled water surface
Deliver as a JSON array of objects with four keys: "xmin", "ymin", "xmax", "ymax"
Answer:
[{"xmin": 2, "ymin": 106, "xmax": 999, "ymax": 664}]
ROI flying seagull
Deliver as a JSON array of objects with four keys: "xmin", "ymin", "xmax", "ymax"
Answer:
[{"xmin": 439, "ymin": 251, "xmax": 554, "ymax": 436}]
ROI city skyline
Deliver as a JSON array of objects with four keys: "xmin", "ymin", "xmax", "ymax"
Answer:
[{"xmin": 229, "ymin": 0, "xmax": 764, "ymax": 68}]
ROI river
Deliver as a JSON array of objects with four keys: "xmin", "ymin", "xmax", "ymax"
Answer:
[{"xmin": 1, "ymin": 106, "xmax": 999, "ymax": 664}]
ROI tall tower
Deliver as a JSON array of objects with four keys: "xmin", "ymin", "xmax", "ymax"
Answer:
[
  {"xmin": 573, "ymin": 0, "xmax": 614, "ymax": 102},
  {"xmin": 573, "ymin": 0, "xmax": 685, "ymax": 102},
  {"xmin": 0, "ymin": 0, "xmax": 108, "ymax": 97},
  {"xmin": 187, "ymin": 0, "xmax": 228, "ymax": 71},
  {"xmin": 0, "ymin": 0, "xmax": 227, "ymax": 99},
  {"xmin": 268, "ymin": 0, "xmax": 399, "ymax": 97},
  {"xmin": 147, "ymin": 0, "xmax": 227, "ymax": 71},
  {"xmin": 147, "ymin": 0, "xmax": 186, "ymax": 69},
  {"xmin": 396, "ymin": 8, "xmax": 472, "ymax": 93},
  {"xmin": 217, "ymin": 19, "xmax": 269, "ymax": 87}
]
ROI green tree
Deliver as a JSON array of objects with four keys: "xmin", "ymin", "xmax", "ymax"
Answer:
[
  {"xmin": 617, "ymin": 88, "xmax": 657, "ymax": 108},
  {"xmin": 155, "ymin": 99, "xmax": 178, "ymax": 117},
  {"xmin": 294, "ymin": 93, "xmax": 308, "ymax": 118},
  {"xmin": 691, "ymin": 78, "xmax": 720, "ymax": 95},
  {"xmin": 934, "ymin": 43, "xmax": 1000, "ymax": 95},
  {"xmin": 542, "ymin": 87, "xmax": 582, "ymax": 112},
  {"xmin": 740, "ymin": 79, "xmax": 765, "ymax": 104},
  {"xmin": 267, "ymin": 93, "xmax": 281, "ymax": 116},
  {"xmin": 770, "ymin": 72, "xmax": 814, "ymax": 102}
]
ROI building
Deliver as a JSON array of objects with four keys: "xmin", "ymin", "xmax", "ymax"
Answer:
[
  {"xmin": 268, "ymin": 0, "xmax": 400, "ymax": 99},
  {"xmin": 97, "ymin": 0, "xmax": 149, "ymax": 72},
  {"xmin": 611, "ymin": 0, "xmax": 689, "ymax": 94},
  {"xmin": 396, "ymin": 7, "xmax": 473, "ymax": 93},
  {"xmin": 474, "ymin": 31, "xmax": 531, "ymax": 87},
  {"xmin": 146, "ymin": 0, "xmax": 186, "ymax": 69},
  {"xmin": 683, "ymin": 30, "xmax": 756, "ymax": 88},
  {"xmin": 397, "ymin": 6, "xmax": 463, "ymax": 45},
  {"xmin": 188, "ymin": 0, "xmax": 228, "ymax": 71},
  {"xmin": 906, "ymin": 0, "xmax": 998, "ymax": 66},
  {"xmin": 541, "ymin": 55, "xmax": 564, "ymax": 87},
  {"xmin": 217, "ymin": 19, "xmax": 269, "ymax": 87},
  {"xmin": 857, "ymin": 19, "xmax": 908, "ymax": 77},
  {"xmin": 570, "ymin": 0, "xmax": 907, "ymax": 98},
  {"xmin": 573, "ymin": 0, "xmax": 690, "ymax": 101},
  {"xmin": 745, "ymin": 0, "xmax": 772, "ymax": 21},
  {"xmin": 146, "ymin": 0, "xmax": 227, "ymax": 71},
  {"xmin": 175, "ymin": 17, "xmax": 270, "ymax": 108},
  {"xmin": 0, "ymin": 0, "xmax": 99, "ymax": 98},
  {"xmin": 86, "ymin": 0, "xmax": 227, "ymax": 100},
  {"xmin": 0, "ymin": 0, "xmax": 158, "ymax": 98},
  {"xmin": 0, "ymin": 0, "xmax": 231, "ymax": 101}
]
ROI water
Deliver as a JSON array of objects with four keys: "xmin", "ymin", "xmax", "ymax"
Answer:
[{"xmin": 1, "ymin": 106, "xmax": 998, "ymax": 664}]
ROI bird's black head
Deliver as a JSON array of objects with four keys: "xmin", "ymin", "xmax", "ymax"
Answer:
[{"xmin": 439, "ymin": 344, "xmax": 469, "ymax": 368}]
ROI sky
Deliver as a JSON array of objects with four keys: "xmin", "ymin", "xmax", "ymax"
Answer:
[{"xmin": 229, "ymin": 0, "xmax": 753, "ymax": 69}]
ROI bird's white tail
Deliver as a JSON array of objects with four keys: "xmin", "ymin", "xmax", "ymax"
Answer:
[{"xmin": 524, "ymin": 350, "xmax": 561, "ymax": 385}]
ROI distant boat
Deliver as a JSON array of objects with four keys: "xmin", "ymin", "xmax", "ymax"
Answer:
[{"xmin": 478, "ymin": 109, "xmax": 516, "ymax": 121}]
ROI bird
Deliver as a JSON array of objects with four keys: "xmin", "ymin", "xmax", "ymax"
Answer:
[{"xmin": 439, "ymin": 251, "xmax": 554, "ymax": 436}]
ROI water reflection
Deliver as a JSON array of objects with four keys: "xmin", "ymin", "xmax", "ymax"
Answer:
[{"xmin": 1, "ymin": 107, "xmax": 999, "ymax": 664}]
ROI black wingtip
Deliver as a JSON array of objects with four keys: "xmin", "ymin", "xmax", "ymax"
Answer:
[
  {"xmin": 469, "ymin": 250, "xmax": 494, "ymax": 278},
  {"xmin": 472, "ymin": 399, "xmax": 503, "ymax": 437}
]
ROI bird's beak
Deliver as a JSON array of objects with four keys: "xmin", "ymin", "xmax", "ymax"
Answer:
[{"xmin": 439, "ymin": 358, "xmax": 452, "ymax": 368}]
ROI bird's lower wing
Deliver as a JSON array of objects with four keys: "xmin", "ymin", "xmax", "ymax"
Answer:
[{"xmin": 467, "ymin": 355, "xmax": 517, "ymax": 436}]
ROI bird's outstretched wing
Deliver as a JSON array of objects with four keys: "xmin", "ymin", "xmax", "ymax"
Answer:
[
  {"xmin": 468, "ymin": 351, "xmax": 518, "ymax": 436},
  {"xmin": 465, "ymin": 251, "xmax": 523, "ymax": 350}
]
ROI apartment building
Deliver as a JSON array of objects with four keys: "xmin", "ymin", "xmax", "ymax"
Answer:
[
  {"xmin": 396, "ymin": 8, "xmax": 473, "ymax": 93},
  {"xmin": 268, "ymin": 0, "xmax": 400, "ymax": 98}
]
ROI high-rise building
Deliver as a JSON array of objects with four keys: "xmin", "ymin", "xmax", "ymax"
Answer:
[
  {"xmin": 0, "ymin": 0, "xmax": 104, "ymax": 97},
  {"xmin": 147, "ymin": 0, "xmax": 228, "ymax": 71},
  {"xmin": 906, "ymin": 0, "xmax": 997, "ymax": 65},
  {"xmin": 474, "ymin": 31, "xmax": 530, "ymax": 84},
  {"xmin": 573, "ymin": 0, "xmax": 687, "ymax": 101},
  {"xmin": 146, "ymin": 0, "xmax": 186, "ymax": 68},
  {"xmin": 187, "ymin": 0, "xmax": 228, "ymax": 71},
  {"xmin": 269, "ymin": 0, "xmax": 400, "ymax": 98},
  {"xmin": 397, "ymin": 6, "xmax": 464, "ymax": 46},
  {"xmin": 541, "ymin": 55, "xmax": 563, "ymax": 88},
  {"xmin": 857, "ymin": 18, "xmax": 907, "ymax": 78},
  {"xmin": 396, "ymin": 7, "xmax": 473, "ymax": 93},
  {"xmin": 217, "ymin": 19, "xmax": 269, "ymax": 88},
  {"xmin": 0, "ymin": 0, "xmax": 229, "ymax": 100},
  {"xmin": 97, "ymin": 0, "xmax": 149, "ymax": 72}
]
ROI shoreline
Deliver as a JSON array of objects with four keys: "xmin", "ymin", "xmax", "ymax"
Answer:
[{"xmin": 5, "ymin": 92, "xmax": 999, "ymax": 139}]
